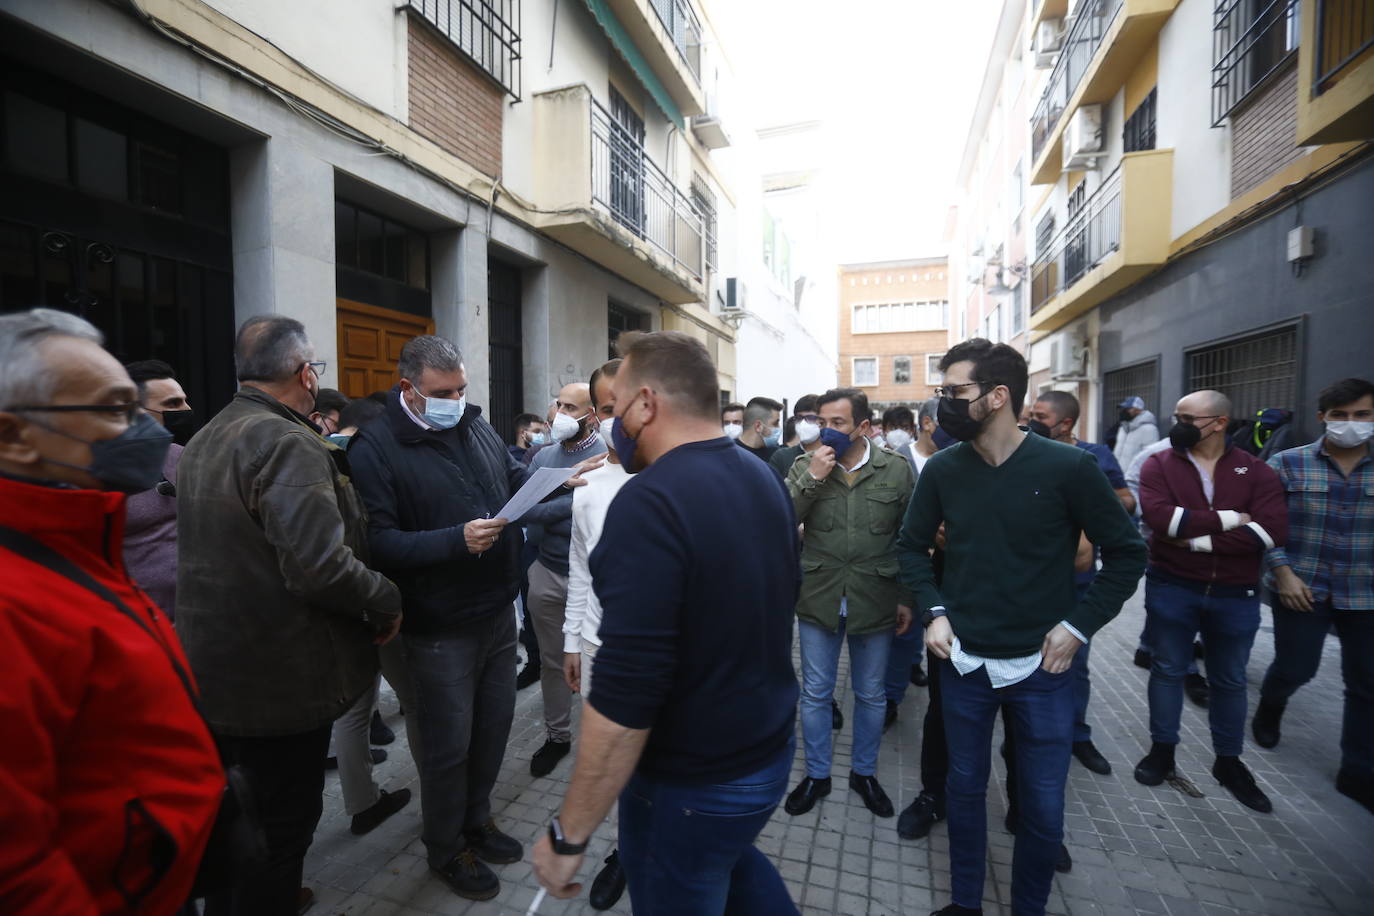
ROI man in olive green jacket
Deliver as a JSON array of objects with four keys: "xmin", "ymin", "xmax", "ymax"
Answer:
[{"xmin": 782, "ymin": 388, "xmax": 914, "ymax": 820}]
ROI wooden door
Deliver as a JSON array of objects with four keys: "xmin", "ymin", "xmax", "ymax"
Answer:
[{"xmin": 336, "ymin": 299, "xmax": 434, "ymax": 398}]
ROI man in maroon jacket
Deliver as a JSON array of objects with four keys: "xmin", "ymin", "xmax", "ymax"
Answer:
[{"xmin": 1135, "ymin": 390, "xmax": 1287, "ymax": 813}]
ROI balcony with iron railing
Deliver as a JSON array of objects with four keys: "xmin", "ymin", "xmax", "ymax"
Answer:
[
  {"xmin": 1030, "ymin": 149, "xmax": 1173, "ymax": 334},
  {"xmin": 531, "ymin": 84, "xmax": 704, "ymax": 304},
  {"xmin": 1029, "ymin": 0, "xmax": 1179, "ymax": 185},
  {"xmin": 601, "ymin": 0, "xmax": 707, "ymax": 117},
  {"xmin": 1296, "ymin": 0, "xmax": 1374, "ymax": 143}
]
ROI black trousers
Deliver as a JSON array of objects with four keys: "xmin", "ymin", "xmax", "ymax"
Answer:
[
  {"xmin": 203, "ymin": 724, "xmax": 332, "ymax": 916},
  {"xmin": 921, "ymin": 648, "xmax": 949, "ymax": 799}
]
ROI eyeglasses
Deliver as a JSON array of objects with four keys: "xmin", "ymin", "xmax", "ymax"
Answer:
[
  {"xmin": 933, "ymin": 382, "xmax": 982, "ymax": 399},
  {"xmin": 1172, "ymin": 414, "xmax": 1220, "ymax": 426},
  {"xmin": 8, "ymin": 402, "xmax": 143, "ymax": 424},
  {"xmin": 303, "ymin": 361, "xmax": 327, "ymax": 377},
  {"xmin": 797, "ymin": 414, "xmax": 820, "ymax": 423}
]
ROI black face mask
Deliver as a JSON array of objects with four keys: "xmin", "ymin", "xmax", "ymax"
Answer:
[
  {"xmin": 1119, "ymin": 408, "xmax": 1134, "ymax": 423},
  {"xmin": 937, "ymin": 391, "xmax": 989, "ymax": 442},
  {"xmin": 161, "ymin": 408, "xmax": 198, "ymax": 447},
  {"xmin": 1169, "ymin": 421, "xmax": 1204, "ymax": 450},
  {"xmin": 1027, "ymin": 418, "xmax": 1054, "ymax": 439}
]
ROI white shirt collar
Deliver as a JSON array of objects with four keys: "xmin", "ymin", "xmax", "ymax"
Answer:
[
  {"xmin": 399, "ymin": 390, "xmax": 435, "ymax": 431},
  {"xmin": 839, "ymin": 437, "xmax": 872, "ymax": 473}
]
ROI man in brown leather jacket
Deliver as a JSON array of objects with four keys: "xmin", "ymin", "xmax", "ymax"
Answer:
[{"xmin": 177, "ymin": 315, "xmax": 401, "ymax": 916}]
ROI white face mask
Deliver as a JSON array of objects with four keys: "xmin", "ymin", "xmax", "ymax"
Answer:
[
  {"xmin": 795, "ymin": 419, "xmax": 821, "ymax": 445},
  {"xmin": 884, "ymin": 429, "xmax": 913, "ymax": 451},
  {"xmin": 550, "ymin": 410, "xmax": 588, "ymax": 443},
  {"xmin": 723, "ymin": 423, "xmax": 743, "ymax": 440},
  {"xmin": 1325, "ymin": 420, "xmax": 1374, "ymax": 449},
  {"xmin": 599, "ymin": 416, "xmax": 616, "ymax": 443}
]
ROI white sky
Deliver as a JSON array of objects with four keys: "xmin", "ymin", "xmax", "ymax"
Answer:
[{"xmin": 715, "ymin": 0, "xmax": 1002, "ymax": 263}]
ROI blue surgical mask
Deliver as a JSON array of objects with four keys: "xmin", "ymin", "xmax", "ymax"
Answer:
[
  {"xmin": 530, "ymin": 431, "xmax": 551, "ymax": 447},
  {"xmin": 763, "ymin": 425, "xmax": 782, "ymax": 448},
  {"xmin": 420, "ymin": 392, "xmax": 465, "ymax": 430},
  {"xmin": 818, "ymin": 426, "xmax": 855, "ymax": 454},
  {"xmin": 326, "ymin": 433, "xmax": 352, "ymax": 449}
]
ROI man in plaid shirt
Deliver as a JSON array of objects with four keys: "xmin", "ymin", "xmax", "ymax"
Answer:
[{"xmin": 1253, "ymin": 377, "xmax": 1374, "ymax": 817}]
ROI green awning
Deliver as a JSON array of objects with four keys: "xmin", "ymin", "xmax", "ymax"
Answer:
[{"xmin": 581, "ymin": 0, "xmax": 685, "ymax": 129}]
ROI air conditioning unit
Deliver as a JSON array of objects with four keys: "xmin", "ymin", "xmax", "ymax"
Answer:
[
  {"xmin": 1034, "ymin": 19, "xmax": 1065, "ymax": 68},
  {"xmin": 1062, "ymin": 104, "xmax": 1103, "ymax": 171},
  {"xmin": 725, "ymin": 277, "xmax": 746, "ymax": 310},
  {"xmin": 967, "ymin": 258, "xmax": 986, "ymax": 284},
  {"xmin": 1049, "ymin": 336, "xmax": 1089, "ymax": 379}
]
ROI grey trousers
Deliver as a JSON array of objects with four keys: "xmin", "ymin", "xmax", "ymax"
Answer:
[
  {"xmin": 404, "ymin": 608, "xmax": 517, "ymax": 868},
  {"xmin": 528, "ymin": 558, "xmax": 573, "ymax": 743},
  {"xmin": 332, "ymin": 639, "xmax": 421, "ymax": 816}
]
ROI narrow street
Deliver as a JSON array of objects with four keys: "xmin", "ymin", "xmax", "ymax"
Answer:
[{"xmin": 304, "ymin": 589, "xmax": 1374, "ymax": 915}]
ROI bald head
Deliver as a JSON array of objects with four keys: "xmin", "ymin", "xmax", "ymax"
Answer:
[{"xmin": 1176, "ymin": 389, "xmax": 1232, "ymax": 423}]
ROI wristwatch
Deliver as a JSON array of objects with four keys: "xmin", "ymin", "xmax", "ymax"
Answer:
[
  {"xmin": 547, "ymin": 815, "xmax": 588, "ymax": 856},
  {"xmin": 921, "ymin": 606, "xmax": 948, "ymax": 628}
]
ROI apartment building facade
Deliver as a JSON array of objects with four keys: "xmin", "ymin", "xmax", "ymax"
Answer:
[
  {"xmin": 0, "ymin": 0, "xmax": 741, "ymax": 442},
  {"xmin": 838, "ymin": 258, "xmax": 950, "ymax": 412},
  {"xmin": 1010, "ymin": 0, "xmax": 1374, "ymax": 441}
]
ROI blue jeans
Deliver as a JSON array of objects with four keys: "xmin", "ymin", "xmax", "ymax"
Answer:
[
  {"xmin": 1144, "ymin": 575, "xmax": 1259, "ymax": 756},
  {"xmin": 1261, "ymin": 600, "xmax": 1374, "ymax": 777},
  {"xmin": 618, "ymin": 741, "xmax": 798, "ymax": 916},
  {"xmin": 942, "ymin": 660, "xmax": 1074, "ymax": 915},
  {"xmin": 798, "ymin": 617, "xmax": 890, "ymax": 778},
  {"xmin": 884, "ymin": 624, "xmax": 922, "ymax": 704}
]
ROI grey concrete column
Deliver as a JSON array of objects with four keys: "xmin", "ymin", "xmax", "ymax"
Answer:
[
  {"xmin": 228, "ymin": 139, "xmax": 338, "ymax": 386},
  {"xmin": 522, "ymin": 264, "xmax": 552, "ymax": 414},
  {"xmin": 431, "ymin": 225, "xmax": 490, "ymax": 409}
]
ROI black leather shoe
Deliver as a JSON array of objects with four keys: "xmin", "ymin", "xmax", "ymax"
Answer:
[
  {"xmin": 897, "ymin": 791, "xmax": 945, "ymax": 840},
  {"xmin": 849, "ymin": 772, "xmax": 894, "ymax": 818},
  {"xmin": 1185, "ymin": 672, "xmax": 1210, "ymax": 708},
  {"xmin": 1134, "ymin": 741, "xmax": 1177, "ymax": 786},
  {"xmin": 883, "ymin": 700, "xmax": 898, "ymax": 732},
  {"xmin": 516, "ymin": 662, "xmax": 541, "ymax": 690},
  {"xmin": 1337, "ymin": 768, "xmax": 1374, "ymax": 816},
  {"xmin": 326, "ymin": 747, "xmax": 386, "ymax": 770},
  {"xmin": 350, "ymin": 787, "xmax": 411, "ymax": 835},
  {"xmin": 1213, "ymin": 756, "xmax": 1272, "ymax": 813},
  {"xmin": 784, "ymin": 776, "xmax": 831, "ymax": 815},
  {"xmin": 530, "ymin": 739, "xmax": 571, "ymax": 777},
  {"xmin": 431, "ymin": 849, "xmax": 499, "ymax": 901},
  {"xmin": 464, "ymin": 819, "xmax": 522, "ymax": 864},
  {"xmin": 931, "ymin": 904, "xmax": 983, "ymax": 915},
  {"xmin": 1072, "ymin": 740, "xmax": 1112, "ymax": 775},
  {"xmin": 369, "ymin": 710, "xmax": 395, "ymax": 746},
  {"xmin": 589, "ymin": 849, "xmax": 627, "ymax": 910},
  {"xmin": 832, "ymin": 699, "xmax": 843, "ymax": 730},
  {"xmin": 910, "ymin": 663, "xmax": 928, "ymax": 687},
  {"xmin": 1133, "ymin": 648, "xmax": 1152, "ymax": 669},
  {"xmin": 1055, "ymin": 843, "xmax": 1072, "ymax": 873},
  {"xmin": 1252, "ymin": 699, "xmax": 1284, "ymax": 749}
]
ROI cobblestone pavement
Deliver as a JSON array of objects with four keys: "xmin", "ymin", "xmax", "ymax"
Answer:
[{"xmin": 303, "ymin": 590, "xmax": 1374, "ymax": 915}]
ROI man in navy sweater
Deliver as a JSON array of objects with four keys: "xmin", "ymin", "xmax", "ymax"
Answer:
[{"xmin": 531, "ymin": 330, "xmax": 801, "ymax": 914}]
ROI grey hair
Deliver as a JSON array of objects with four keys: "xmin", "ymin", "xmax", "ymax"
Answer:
[
  {"xmin": 397, "ymin": 335, "xmax": 463, "ymax": 383},
  {"xmin": 917, "ymin": 397, "xmax": 939, "ymax": 425},
  {"xmin": 0, "ymin": 308, "xmax": 104, "ymax": 408},
  {"xmin": 235, "ymin": 315, "xmax": 312, "ymax": 382}
]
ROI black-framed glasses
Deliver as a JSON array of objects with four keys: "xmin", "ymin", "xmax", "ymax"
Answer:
[
  {"xmin": 933, "ymin": 382, "xmax": 982, "ymax": 399},
  {"xmin": 1172, "ymin": 413, "xmax": 1220, "ymax": 426},
  {"xmin": 8, "ymin": 402, "xmax": 143, "ymax": 424},
  {"xmin": 303, "ymin": 361, "xmax": 327, "ymax": 377}
]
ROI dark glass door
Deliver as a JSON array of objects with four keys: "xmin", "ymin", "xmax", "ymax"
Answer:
[{"xmin": 487, "ymin": 259, "xmax": 523, "ymax": 446}]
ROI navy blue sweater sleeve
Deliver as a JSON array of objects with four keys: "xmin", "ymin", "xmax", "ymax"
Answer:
[
  {"xmin": 346, "ymin": 430, "xmax": 468, "ymax": 566},
  {"xmin": 586, "ymin": 482, "xmax": 684, "ymax": 731}
]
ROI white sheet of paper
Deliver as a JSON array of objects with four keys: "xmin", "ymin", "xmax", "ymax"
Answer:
[{"xmin": 495, "ymin": 466, "xmax": 577, "ymax": 522}]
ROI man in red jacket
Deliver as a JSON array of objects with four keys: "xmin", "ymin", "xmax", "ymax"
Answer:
[
  {"xmin": 0, "ymin": 308, "xmax": 224, "ymax": 914},
  {"xmin": 1135, "ymin": 389, "xmax": 1287, "ymax": 813}
]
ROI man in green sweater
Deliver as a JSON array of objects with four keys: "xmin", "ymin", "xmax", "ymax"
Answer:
[{"xmin": 897, "ymin": 339, "xmax": 1146, "ymax": 916}]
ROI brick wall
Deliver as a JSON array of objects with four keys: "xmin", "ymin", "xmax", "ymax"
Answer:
[
  {"xmin": 407, "ymin": 15, "xmax": 503, "ymax": 178},
  {"xmin": 839, "ymin": 261, "xmax": 951, "ymax": 406},
  {"xmin": 1231, "ymin": 62, "xmax": 1302, "ymax": 199}
]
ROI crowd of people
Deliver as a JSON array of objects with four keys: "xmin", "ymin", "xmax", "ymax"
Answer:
[{"xmin": 1, "ymin": 305, "xmax": 1370, "ymax": 916}]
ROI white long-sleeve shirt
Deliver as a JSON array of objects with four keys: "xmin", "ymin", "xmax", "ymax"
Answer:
[{"xmin": 563, "ymin": 460, "xmax": 630, "ymax": 653}]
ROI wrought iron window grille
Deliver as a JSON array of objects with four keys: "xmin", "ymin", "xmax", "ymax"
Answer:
[{"xmin": 407, "ymin": 0, "xmax": 522, "ymax": 99}]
